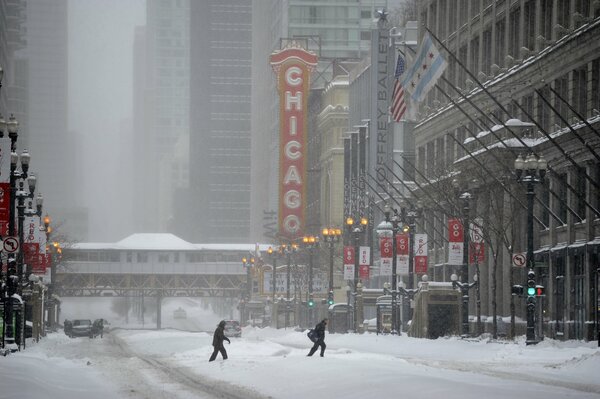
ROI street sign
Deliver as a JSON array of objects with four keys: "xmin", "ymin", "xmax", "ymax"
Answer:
[
  {"xmin": 512, "ymin": 253, "xmax": 526, "ymax": 267},
  {"xmin": 2, "ymin": 236, "xmax": 19, "ymax": 253}
]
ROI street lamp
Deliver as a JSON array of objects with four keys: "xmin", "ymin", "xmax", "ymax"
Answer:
[
  {"xmin": 302, "ymin": 235, "xmax": 319, "ymax": 326},
  {"xmin": 241, "ymin": 256, "xmax": 255, "ymax": 326},
  {"xmin": 280, "ymin": 243, "xmax": 298, "ymax": 328},
  {"xmin": 452, "ymin": 178, "xmax": 473, "ymax": 337},
  {"xmin": 451, "ymin": 272, "xmax": 478, "ymax": 336},
  {"xmin": 377, "ymin": 203, "xmax": 404, "ymax": 335},
  {"xmin": 346, "ymin": 215, "xmax": 368, "ymax": 332},
  {"xmin": 321, "ymin": 227, "xmax": 341, "ymax": 306},
  {"xmin": 514, "ymin": 153, "xmax": 547, "ymax": 345}
]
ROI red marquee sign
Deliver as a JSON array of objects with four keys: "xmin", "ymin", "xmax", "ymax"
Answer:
[{"xmin": 270, "ymin": 46, "xmax": 318, "ymax": 239}]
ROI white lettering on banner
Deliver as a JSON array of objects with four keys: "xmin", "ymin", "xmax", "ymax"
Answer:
[
  {"xmin": 414, "ymin": 234, "xmax": 428, "ymax": 255},
  {"xmin": 359, "ymin": 246, "xmax": 370, "ymax": 266},
  {"xmin": 285, "ymin": 141, "xmax": 301, "ymax": 160},
  {"xmin": 283, "ymin": 190, "xmax": 301, "ymax": 209},
  {"xmin": 380, "ymin": 258, "xmax": 392, "ymax": 276},
  {"xmin": 285, "ymin": 91, "xmax": 302, "ymax": 111},
  {"xmin": 289, "ymin": 116, "xmax": 297, "ymax": 136},
  {"xmin": 283, "ymin": 165, "xmax": 302, "ymax": 185},
  {"xmin": 285, "ymin": 66, "xmax": 302, "ymax": 86},
  {"xmin": 344, "ymin": 264, "xmax": 355, "ymax": 280},
  {"xmin": 283, "ymin": 215, "xmax": 300, "ymax": 233},
  {"xmin": 397, "ymin": 255, "xmax": 409, "ymax": 275}
]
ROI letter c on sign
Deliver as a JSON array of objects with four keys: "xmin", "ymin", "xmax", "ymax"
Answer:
[
  {"xmin": 285, "ymin": 141, "xmax": 301, "ymax": 160},
  {"xmin": 285, "ymin": 66, "xmax": 302, "ymax": 86}
]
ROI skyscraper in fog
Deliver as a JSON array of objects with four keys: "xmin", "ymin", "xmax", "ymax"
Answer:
[
  {"xmin": 133, "ymin": 0, "xmax": 190, "ymax": 234},
  {"xmin": 185, "ymin": 0, "xmax": 252, "ymax": 243}
]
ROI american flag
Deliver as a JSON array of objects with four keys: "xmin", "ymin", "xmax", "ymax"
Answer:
[{"xmin": 391, "ymin": 55, "xmax": 407, "ymax": 122}]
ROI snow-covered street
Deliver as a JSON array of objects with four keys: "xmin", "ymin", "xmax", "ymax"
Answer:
[{"xmin": 2, "ymin": 325, "xmax": 600, "ymax": 399}]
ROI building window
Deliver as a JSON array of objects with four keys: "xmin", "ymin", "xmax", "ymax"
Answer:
[
  {"xmin": 360, "ymin": 10, "xmax": 371, "ymax": 19},
  {"xmin": 495, "ymin": 19, "xmax": 506, "ymax": 67},
  {"xmin": 523, "ymin": 0, "xmax": 535, "ymax": 50},
  {"xmin": 458, "ymin": 45, "xmax": 468, "ymax": 88},
  {"xmin": 459, "ymin": 0, "xmax": 468, "ymax": 26},
  {"xmin": 575, "ymin": 167, "xmax": 587, "ymax": 220},
  {"xmin": 557, "ymin": 0, "xmax": 571, "ymax": 29},
  {"xmin": 482, "ymin": 28, "xmax": 492, "ymax": 75},
  {"xmin": 470, "ymin": 36, "xmax": 480, "ymax": 74},
  {"xmin": 556, "ymin": 173, "xmax": 568, "ymax": 224},
  {"xmin": 126, "ymin": 252, "xmax": 132, "ymax": 263},
  {"xmin": 521, "ymin": 94, "xmax": 534, "ymax": 122},
  {"xmin": 509, "ymin": 7, "xmax": 520, "ymax": 58},
  {"xmin": 158, "ymin": 253, "xmax": 170, "ymax": 263},
  {"xmin": 573, "ymin": 65, "xmax": 588, "ymax": 118},
  {"xmin": 137, "ymin": 252, "xmax": 148, "ymax": 263},
  {"xmin": 540, "ymin": 183, "xmax": 550, "ymax": 227},
  {"xmin": 537, "ymin": 86, "xmax": 551, "ymax": 132},
  {"xmin": 456, "ymin": 126, "xmax": 466, "ymax": 159},
  {"xmin": 540, "ymin": 0, "xmax": 553, "ymax": 41},
  {"xmin": 174, "ymin": 253, "xmax": 180, "ymax": 263},
  {"xmin": 426, "ymin": 141, "xmax": 435, "ymax": 178},
  {"xmin": 554, "ymin": 75, "xmax": 569, "ymax": 128},
  {"xmin": 438, "ymin": 0, "xmax": 447, "ymax": 38},
  {"xmin": 360, "ymin": 31, "xmax": 371, "ymax": 40},
  {"xmin": 592, "ymin": 59, "xmax": 600, "ymax": 113},
  {"xmin": 448, "ymin": 0, "xmax": 457, "ymax": 33}
]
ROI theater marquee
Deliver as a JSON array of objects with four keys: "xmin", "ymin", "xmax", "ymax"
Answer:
[{"xmin": 270, "ymin": 46, "xmax": 318, "ymax": 240}]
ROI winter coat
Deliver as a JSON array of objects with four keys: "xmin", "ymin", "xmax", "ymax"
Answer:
[
  {"xmin": 313, "ymin": 320, "xmax": 326, "ymax": 341},
  {"xmin": 212, "ymin": 321, "xmax": 231, "ymax": 348}
]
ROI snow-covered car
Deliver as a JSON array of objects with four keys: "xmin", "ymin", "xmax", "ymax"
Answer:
[
  {"xmin": 224, "ymin": 320, "xmax": 241, "ymax": 337},
  {"xmin": 70, "ymin": 319, "xmax": 93, "ymax": 338},
  {"xmin": 173, "ymin": 307, "xmax": 187, "ymax": 319}
]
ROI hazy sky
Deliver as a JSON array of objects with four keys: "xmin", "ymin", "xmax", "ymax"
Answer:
[{"xmin": 68, "ymin": 0, "xmax": 145, "ymax": 241}]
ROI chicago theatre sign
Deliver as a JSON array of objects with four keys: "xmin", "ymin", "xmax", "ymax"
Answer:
[{"xmin": 270, "ymin": 45, "xmax": 318, "ymax": 240}]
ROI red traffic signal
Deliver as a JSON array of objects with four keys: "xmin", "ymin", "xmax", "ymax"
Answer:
[{"xmin": 535, "ymin": 286, "xmax": 545, "ymax": 296}]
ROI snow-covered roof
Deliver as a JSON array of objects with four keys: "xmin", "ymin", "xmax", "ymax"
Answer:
[{"xmin": 71, "ymin": 233, "xmax": 272, "ymax": 252}]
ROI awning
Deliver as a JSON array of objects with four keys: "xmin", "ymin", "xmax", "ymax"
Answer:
[
  {"xmin": 568, "ymin": 240, "xmax": 587, "ymax": 255},
  {"xmin": 550, "ymin": 242, "xmax": 568, "ymax": 252},
  {"xmin": 534, "ymin": 245, "xmax": 550, "ymax": 254}
]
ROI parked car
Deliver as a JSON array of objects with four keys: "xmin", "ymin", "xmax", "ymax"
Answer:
[
  {"xmin": 173, "ymin": 307, "xmax": 187, "ymax": 319},
  {"xmin": 224, "ymin": 320, "xmax": 241, "ymax": 337},
  {"xmin": 70, "ymin": 319, "xmax": 93, "ymax": 338}
]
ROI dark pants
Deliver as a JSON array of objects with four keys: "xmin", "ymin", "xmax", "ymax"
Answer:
[
  {"xmin": 307, "ymin": 339, "xmax": 326, "ymax": 357},
  {"xmin": 209, "ymin": 346, "xmax": 228, "ymax": 361}
]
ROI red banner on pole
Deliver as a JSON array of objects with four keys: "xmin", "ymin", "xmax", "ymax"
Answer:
[
  {"xmin": 359, "ymin": 265, "xmax": 370, "ymax": 280},
  {"xmin": 396, "ymin": 233, "xmax": 409, "ymax": 255},
  {"xmin": 380, "ymin": 236, "xmax": 392, "ymax": 258},
  {"xmin": 469, "ymin": 242, "xmax": 485, "ymax": 263},
  {"xmin": 0, "ymin": 182, "xmax": 10, "ymax": 237},
  {"xmin": 343, "ymin": 246, "xmax": 355, "ymax": 280}
]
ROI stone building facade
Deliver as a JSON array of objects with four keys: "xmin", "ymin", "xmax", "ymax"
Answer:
[{"xmin": 413, "ymin": 0, "xmax": 600, "ymax": 339}]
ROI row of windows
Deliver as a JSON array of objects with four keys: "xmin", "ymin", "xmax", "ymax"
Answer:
[
  {"xmin": 418, "ymin": 57, "xmax": 600, "ymax": 180},
  {"xmin": 67, "ymin": 251, "xmax": 248, "ymax": 264}
]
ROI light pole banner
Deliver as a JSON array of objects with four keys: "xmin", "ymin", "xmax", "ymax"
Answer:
[
  {"xmin": 448, "ymin": 218, "xmax": 464, "ymax": 265},
  {"xmin": 379, "ymin": 236, "xmax": 392, "ymax": 276},
  {"xmin": 270, "ymin": 46, "xmax": 318, "ymax": 240},
  {"xmin": 396, "ymin": 233, "xmax": 409, "ymax": 275},
  {"xmin": 414, "ymin": 233, "xmax": 428, "ymax": 274},
  {"xmin": 469, "ymin": 218, "xmax": 485, "ymax": 264},
  {"xmin": 343, "ymin": 246, "xmax": 355, "ymax": 280},
  {"xmin": 0, "ymin": 137, "xmax": 11, "ymax": 183},
  {"xmin": 358, "ymin": 246, "xmax": 370, "ymax": 266}
]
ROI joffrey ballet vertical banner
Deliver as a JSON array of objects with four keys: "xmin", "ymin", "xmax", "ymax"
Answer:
[
  {"xmin": 270, "ymin": 45, "xmax": 318, "ymax": 240},
  {"xmin": 0, "ymin": 136, "xmax": 11, "ymax": 237}
]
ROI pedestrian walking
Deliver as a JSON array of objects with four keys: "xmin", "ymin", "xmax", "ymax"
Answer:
[
  {"xmin": 307, "ymin": 318, "xmax": 328, "ymax": 357},
  {"xmin": 209, "ymin": 320, "xmax": 231, "ymax": 361}
]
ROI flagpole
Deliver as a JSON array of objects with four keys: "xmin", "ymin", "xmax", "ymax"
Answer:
[
  {"xmin": 545, "ymin": 84, "xmax": 600, "ymax": 140},
  {"xmin": 532, "ymin": 87, "xmax": 600, "ymax": 162},
  {"xmin": 433, "ymin": 79, "xmax": 577, "ymax": 225},
  {"xmin": 424, "ymin": 26, "xmax": 600, "ymax": 195}
]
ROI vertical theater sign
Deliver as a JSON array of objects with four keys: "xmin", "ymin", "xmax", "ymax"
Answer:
[{"xmin": 270, "ymin": 44, "xmax": 318, "ymax": 240}]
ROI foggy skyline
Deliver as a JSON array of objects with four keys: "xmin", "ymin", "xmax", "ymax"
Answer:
[{"xmin": 68, "ymin": 0, "xmax": 145, "ymax": 242}]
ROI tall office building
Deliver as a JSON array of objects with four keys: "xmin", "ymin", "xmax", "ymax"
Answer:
[
  {"xmin": 133, "ymin": 0, "xmax": 190, "ymax": 234},
  {"xmin": 21, "ymin": 0, "xmax": 85, "ymax": 238},
  {"xmin": 0, "ymin": 0, "xmax": 26, "ymax": 126},
  {"xmin": 250, "ymin": 0, "xmax": 387, "ymax": 242},
  {"xmin": 187, "ymin": 0, "xmax": 252, "ymax": 243}
]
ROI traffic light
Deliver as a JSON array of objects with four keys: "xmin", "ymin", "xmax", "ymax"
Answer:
[
  {"xmin": 327, "ymin": 292, "xmax": 334, "ymax": 306},
  {"xmin": 526, "ymin": 270, "xmax": 536, "ymax": 296},
  {"xmin": 511, "ymin": 285, "xmax": 524, "ymax": 296},
  {"xmin": 308, "ymin": 297, "xmax": 315, "ymax": 308},
  {"xmin": 535, "ymin": 286, "xmax": 545, "ymax": 296}
]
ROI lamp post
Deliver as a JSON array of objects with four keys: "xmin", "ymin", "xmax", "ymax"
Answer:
[
  {"xmin": 281, "ymin": 243, "xmax": 298, "ymax": 328},
  {"xmin": 452, "ymin": 178, "xmax": 473, "ymax": 337},
  {"xmin": 377, "ymin": 203, "xmax": 404, "ymax": 335},
  {"xmin": 321, "ymin": 227, "xmax": 341, "ymax": 306},
  {"xmin": 451, "ymin": 272, "xmax": 478, "ymax": 336},
  {"xmin": 346, "ymin": 215, "xmax": 368, "ymax": 332},
  {"xmin": 241, "ymin": 256, "xmax": 255, "ymax": 326},
  {"xmin": 514, "ymin": 153, "xmax": 547, "ymax": 345},
  {"xmin": 302, "ymin": 235, "xmax": 319, "ymax": 326}
]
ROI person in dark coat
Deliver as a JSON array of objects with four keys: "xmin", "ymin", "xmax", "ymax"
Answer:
[
  {"xmin": 307, "ymin": 318, "xmax": 328, "ymax": 357},
  {"xmin": 209, "ymin": 320, "xmax": 231, "ymax": 361}
]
